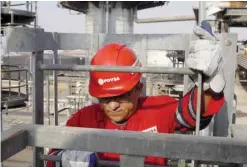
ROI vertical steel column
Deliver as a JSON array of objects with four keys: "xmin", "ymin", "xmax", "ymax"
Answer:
[
  {"xmin": 140, "ymin": 36, "xmax": 148, "ymax": 96},
  {"xmin": 46, "ymin": 76, "xmax": 51, "ymax": 125},
  {"xmin": 213, "ymin": 36, "xmax": 237, "ymax": 137},
  {"xmin": 32, "ymin": 51, "xmax": 44, "ymax": 167},
  {"xmin": 193, "ymin": 2, "xmax": 205, "ymax": 167},
  {"xmin": 18, "ymin": 70, "xmax": 21, "ymax": 95},
  {"xmin": 53, "ymin": 49, "xmax": 58, "ymax": 126},
  {"xmin": 179, "ymin": 35, "xmax": 189, "ymax": 167},
  {"xmin": 25, "ymin": 69, "xmax": 29, "ymax": 101},
  {"xmin": 195, "ymin": 74, "xmax": 202, "ymax": 135},
  {"xmin": 120, "ymin": 155, "xmax": 144, "ymax": 167},
  {"xmin": 195, "ymin": 1, "xmax": 205, "ymax": 136},
  {"xmin": 52, "ymin": 32, "xmax": 59, "ymax": 126}
]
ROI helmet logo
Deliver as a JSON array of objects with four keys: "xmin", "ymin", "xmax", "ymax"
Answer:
[{"xmin": 98, "ymin": 77, "xmax": 120, "ymax": 85}]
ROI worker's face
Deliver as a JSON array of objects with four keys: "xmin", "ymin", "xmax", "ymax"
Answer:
[{"xmin": 98, "ymin": 82, "xmax": 143, "ymax": 123}]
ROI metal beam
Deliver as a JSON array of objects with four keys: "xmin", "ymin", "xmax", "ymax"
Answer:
[
  {"xmin": 39, "ymin": 64, "xmax": 195, "ymax": 75},
  {"xmin": 3, "ymin": 124, "xmax": 247, "ymax": 164},
  {"xmin": 135, "ymin": 15, "xmax": 195, "ymax": 23},
  {"xmin": 5, "ymin": 27, "xmax": 57, "ymax": 52},
  {"xmin": 1, "ymin": 129, "xmax": 28, "ymax": 161},
  {"xmin": 213, "ymin": 33, "xmax": 238, "ymax": 137},
  {"xmin": 5, "ymin": 27, "xmax": 195, "ymax": 52}
]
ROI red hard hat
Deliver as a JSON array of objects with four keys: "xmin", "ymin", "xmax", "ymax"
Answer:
[{"xmin": 89, "ymin": 42, "xmax": 142, "ymax": 98}]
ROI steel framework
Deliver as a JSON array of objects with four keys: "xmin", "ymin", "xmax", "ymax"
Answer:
[{"xmin": 1, "ymin": 26, "xmax": 243, "ymax": 167}]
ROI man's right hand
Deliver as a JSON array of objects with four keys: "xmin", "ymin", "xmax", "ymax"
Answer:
[{"xmin": 61, "ymin": 150, "xmax": 97, "ymax": 167}]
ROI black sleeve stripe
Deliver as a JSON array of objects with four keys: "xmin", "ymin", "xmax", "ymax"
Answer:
[
  {"xmin": 188, "ymin": 87, "xmax": 196, "ymax": 120},
  {"xmin": 199, "ymin": 116, "xmax": 213, "ymax": 130},
  {"xmin": 175, "ymin": 99, "xmax": 193, "ymax": 128}
]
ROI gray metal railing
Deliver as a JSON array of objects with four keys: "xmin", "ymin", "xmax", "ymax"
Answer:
[{"xmin": 2, "ymin": 124, "xmax": 247, "ymax": 166}]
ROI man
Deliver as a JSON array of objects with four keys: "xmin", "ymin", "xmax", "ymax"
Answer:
[{"xmin": 47, "ymin": 25, "xmax": 225, "ymax": 167}]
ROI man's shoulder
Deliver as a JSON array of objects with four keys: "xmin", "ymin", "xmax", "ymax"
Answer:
[
  {"xmin": 67, "ymin": 103, "xmax": 103, "ymax": 127},
  {"xmin": 77, "ymin": 103, "xmax": 101, "ymax": 115},
  {"xmin": 134, "ymin": 95, "xmax": 178, "ymax": 122},
  {"xmin": 139, "ymin": 95, "xmax": 177, "ymax": 107}
]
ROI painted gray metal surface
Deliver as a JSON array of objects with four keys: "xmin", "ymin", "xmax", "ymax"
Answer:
[
  {"xmin": 5, "ymin": 27, "xmax": 194, "ymax": 52},
  {"xmin": 53, "ymin": 50, "xmax": 58, "ymax": 126},
  {"xmin": 52, "ymin": 32, "xmax": 59, "ymax": 126},
  {"xmin": 32, "ymin": 51, "xmax": 44, "ymax": 167},
  {"xmin": 2, "ymin": 124, "xmax": 247, "ymax": 164},
  {"xmin": 1, "ymin": 129, "xmax": 28, "ymax": 161},
  {"xmin": 231, "ymin": 124, "xmax": 247, "ymax": 140},
  {"xmin": 120, "ymin": 155, "xmax": 144, "ymax": 167},
  {"xmin": 195, "ymin": 74, "xmax": 202, "ymax": 136},
  {"xmin": 213, "ymin": 33, "xmax": 238, "ymax": 137}
]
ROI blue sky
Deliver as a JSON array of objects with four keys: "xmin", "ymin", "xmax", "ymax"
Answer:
[{"xmin": 10, "ymin": 1, "xmax": 247, "ymax": 40}]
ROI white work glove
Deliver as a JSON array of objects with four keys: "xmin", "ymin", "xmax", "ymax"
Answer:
[
  {"xmin": 61, "ymin": 150, "xmax": 97, "ymax": 167},
  {"xmin": 186, "ymin": 25, "xmax": 225, "ymax": 94}
]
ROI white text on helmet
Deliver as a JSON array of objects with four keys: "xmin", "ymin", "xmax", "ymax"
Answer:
[{"xmin": 98, "ymin": 77, "xmax": 120, "ymax": 85}]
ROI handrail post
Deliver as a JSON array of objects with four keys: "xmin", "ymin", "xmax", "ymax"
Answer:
[{"xmin": 32, "ymin": 51, "xmax": 44, "ymax": 167}]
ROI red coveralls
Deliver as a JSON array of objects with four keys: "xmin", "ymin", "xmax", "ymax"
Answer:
[{"xmin": 47, "ymin": 87, "xmax": 225, "ymax": 166}]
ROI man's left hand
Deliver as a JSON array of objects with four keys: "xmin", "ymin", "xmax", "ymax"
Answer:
[{"xmin": 186, "ymin": 25, "xmax": 225, "ymax": 94}]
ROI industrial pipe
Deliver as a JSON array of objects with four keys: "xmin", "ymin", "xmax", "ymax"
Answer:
[
  {"xmin": 135, "ymin": 15, "xmax": 196, "ymax": 23},
  {"xmin": 134, "ymin": 7, "xmax": 195, "ymax": 23}
]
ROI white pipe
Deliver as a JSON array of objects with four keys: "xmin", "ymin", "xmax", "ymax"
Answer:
[
  {"xmin": 134, "ymin": 7, "xmax": 195, "ymax": 23},
  {"xmin": 135, "ymin": 15, "xmax": 196, "ymax": 23}
]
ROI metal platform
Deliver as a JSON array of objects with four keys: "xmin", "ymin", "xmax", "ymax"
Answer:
[
  {"xmin": 1, "ymin": 65, "xmax": 29, "ymax": 109},
  {"xmin": 223, "ymin": 8, "xmax": 247, "ymax": 27},
  {"xmin": 59, "ymin": 1, "xmax": 167, "ymax": 14},
  {"xmin": 1, "ymin": 7, "xmax": 36, "ymax": 26},
  {"xmin": 1, "ymin": 90, "xmax": 26, "ymax": 109},
  {"xmin": 193, "ymin": 8, "xmax": 247, "ymax": 28}
]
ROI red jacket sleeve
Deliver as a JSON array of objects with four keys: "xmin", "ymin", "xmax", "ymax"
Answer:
[{"xmin": 173, "ymin": 86, "xmax": 225, "ymax": 132}]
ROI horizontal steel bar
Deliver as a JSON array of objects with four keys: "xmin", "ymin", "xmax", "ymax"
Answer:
[
  {"xmin": 39, "ymin": 64, "xmax": 195, "ymax": 75},
  {"xmin": 40, "ymin": 154, "xmax": 61, "ymax": 162},
  {"xmin": 1, "ymin": 69, "xmax": 28, "ymax": 72},
  {"xmin": 2, "ymin": 84, "xmax": 26, "ymax": 89},
  {"xmin": 3, "ymin": 124, "xmax": 247, "ymax": 163},
  {"xmin": 1, "ymin": 129, "xmax": 28, "ymax": 161},
  {"xmin": 5, "ymin": 27, "xmax": 195, "ymax": 51}
]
